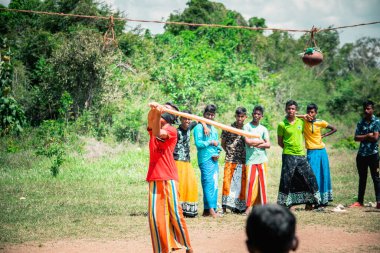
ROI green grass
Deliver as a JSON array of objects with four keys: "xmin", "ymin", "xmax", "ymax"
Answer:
[{"xmin": 0, "ymin": 135, "xmax": 379, "ymax": 246}]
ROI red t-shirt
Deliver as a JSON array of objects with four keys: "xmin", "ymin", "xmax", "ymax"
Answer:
[{"xmin": 146, "ymin": 124, "xmax": 179, "ymax": 181}]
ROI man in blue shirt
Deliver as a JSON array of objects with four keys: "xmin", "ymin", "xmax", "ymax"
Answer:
[{"xmin": 350, "ymin": 100, "xmax": 380, "ymax": 209}]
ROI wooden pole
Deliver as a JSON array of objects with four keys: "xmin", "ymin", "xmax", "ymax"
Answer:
[{"xmin": 162, "ymin": 107, "xmax": 260, "ymax": 139}]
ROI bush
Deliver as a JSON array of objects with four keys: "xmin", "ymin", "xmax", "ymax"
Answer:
[
  {"xmin": 332, "ymin": 136, "xmax": 359, "ymax": 150},
  {"xmin": 113, "ymin": 108, "xmax": 144, "ymax": 143}
]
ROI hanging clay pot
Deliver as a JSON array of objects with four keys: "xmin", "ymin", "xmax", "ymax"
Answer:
[{"xmin": 302, "ymin": 47, "xmax": 323, "ymax": 67}]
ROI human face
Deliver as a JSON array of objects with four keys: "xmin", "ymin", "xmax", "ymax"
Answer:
[
  {"xmin": 235, "ymin": 113, "xmax": 247, "ymax": 126},
  {"xmin": 286, "ymin": 105, "xmax": 297, "ymax": 118},
  {"xmin": 252, "ymin": 110, "xmax": 263, "ymax": 124},
  {"xmin": 364, "ymin": 105, "xmax": 374, "ymax": 118},
  {"xmin": 307, "ymin": 108, "xmax": 317, "ymax": 120},
  {"xmin": 204, "ymin": 112, "xmax": 216, "ymax": 120},
  {"xmin": 180, "ymin": 116, "xmax": 191, "ymax": 130}
]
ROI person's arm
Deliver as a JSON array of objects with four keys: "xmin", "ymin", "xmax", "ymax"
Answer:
[
  {"xmin": 191, "ymin": 120, "xmax": 210, "ymax": 135},
  {"xmin": 221, "ymin": 138, "xmax": 226, "ymax": 151},
  {"xmin": 355, "ymin": 132, "xmax": 379, "ymax": 142},
  {"xmin": 245, "ymin": 138, "xmax": 265, "ymax": 147},
  {"xmin": 296, "ymin": 114, "xmax": 312, "ymax": 121},
  {"xmin": 201, "ymin": 122, "xmax": 210, "ymax": 136},
  {"xmin": 277, "ymin": 136, "xmax": 284, "ymax": 149},
  {"xmin": 148, "ymin": 102, "xmax": 168, "ymax": 139},
  {"xmin": 194, "ymin": 125, "xmax": 216, "ymax": 148},
  {"xmin": 354, "ymin": 121, "xmax": 379, "ymax": 142},
  {"xmin": 277, "ymin": 123, "xmax": 284, "ymax": 149},
  {"xmin": 322, "ymin": 124, "xmax": 337, "ymax": 138},
  {"xmin": 256, "ymin": 129, "xmax": 271, "ymax": 149}
]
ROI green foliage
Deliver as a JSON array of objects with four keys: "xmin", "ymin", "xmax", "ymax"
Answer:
[
  {"xmin": 1, "ymin": 0, "xmax": 379, "ymax": 151},
  {"xmin": 58, "ymin": 91, "xmax": 74, "ymax": 124},
  {"xmin": 165, "ymin": 0, "xmax": 232, "ymax": 35},
  {"xmin": 332, "ymin": 136, "xmax": 359, "ymax": 150},
  {"xmin": 36, "ymin": 119, "xmax": 65, "ymax": 177},
  {"xmin": 113, "ymin": 108, "xmax": 144, "ymax": 143},
  {"xmin": 35, "ymin": 92, "xmax": 73, "ymax": 176},
  {"xmin": 0, "ymin": 39, "xmax": 26, "ymax": 136}
]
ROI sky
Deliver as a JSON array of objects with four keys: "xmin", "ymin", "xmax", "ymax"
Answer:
[{"xmin": 1, "ymin": 0, "xmax": 380, "ymax": 45}]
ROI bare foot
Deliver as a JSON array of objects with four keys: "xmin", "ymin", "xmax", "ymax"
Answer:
[
  {"xmin": 186, "ymin": 249, "xmax": 194, "ymax": 253},
  {"xmin": 209, "ymin": 208, "xmax": 221, "ymax": 218},
  {"xmin": 245, "ymin": 206, "xmax": 252, "ymax": 215},
  {"xmin": 305, "ymin": 204, "xmax": 313, "ymax": 211},
  {"xmin": 202, "ymin": 209, "xmax": 211, "ymax": 217}
]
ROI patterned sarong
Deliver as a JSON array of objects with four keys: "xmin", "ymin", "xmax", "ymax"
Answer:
[
  {"xmin": 277, "ymin": 154, "xmax": 321, "ymax": 207},
  {"xmin": 246, "ymin": 163, "xmax": 268, "ymax": 207},
  {"xmin": 199, "ymin": 158, "xmax": 219, "ymax": 210},
  {"xmin": 222, "ymin": 162, "xmax": 246, "ymax": 212},
  {"xmin": 307, "ymin": 148, "xmax": 333, "ymax": 205},
  {"xmin": 148, "ymin": 180, "xmax": 192, "ymax": 253},
  {"xmin": 176, "ymin": 160, "xmax": 198, "ymax": 217}
]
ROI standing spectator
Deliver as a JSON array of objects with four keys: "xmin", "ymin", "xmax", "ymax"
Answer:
[
  {"xmin": 277, "ymin": 100, "xmax": 320, "ymax": 209},
  {"xmin": 194, "ymin": 104, "xmax": 222, "ymax": 218},
  {"xmin": 350, "ymin": 100, "xmax": 380, "ymax": 209},
  {"xmin": 244, "ymin": 106, "xmax": 271, "ymax": 214},
  {"xmin": 174, "ymin": 110, "xmax": 204, "ymax": 217},
  {"xmin": 221, "ymin": 107, "xmax": 248, "ymax": 214},
  {"xmin": 298, "ymin": 103, "xmax": 337, "ymax": 206}
]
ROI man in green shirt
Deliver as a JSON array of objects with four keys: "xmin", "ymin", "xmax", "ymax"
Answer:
[{"xmin": 277, "ymin": 100, "xmax": 320, "ymax": 209}]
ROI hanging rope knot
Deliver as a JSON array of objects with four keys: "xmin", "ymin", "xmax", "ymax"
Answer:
[{"xmin": 103, "ymin": 15, "xmax": 118, "ymax": 51}]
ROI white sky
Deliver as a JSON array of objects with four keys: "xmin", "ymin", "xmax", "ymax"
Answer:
[{"xmin": 1, "ymin": 0, "xmax": 380, "ymax": 45}]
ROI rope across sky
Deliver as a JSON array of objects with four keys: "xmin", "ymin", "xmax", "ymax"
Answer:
[{"xmin": 1, "ymin": 7, "xmax": 380, "ymax": 34}]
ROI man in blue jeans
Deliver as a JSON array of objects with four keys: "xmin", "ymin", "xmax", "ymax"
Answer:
[{"xmin": 350, "ymin": 100, "xmax": 380, "ymax": 209}]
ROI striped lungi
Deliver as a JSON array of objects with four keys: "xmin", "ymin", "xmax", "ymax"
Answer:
[
  {"xmin": 148, "ymin": 180, "xmax": 192, "ymax": 253},
  {"xmin": 222, "ymin": 162, "xmax": 246, "ymax": 212},
  {"xmin": 246, "ymin": 163, "xmax": 268, "ymax": 207}
]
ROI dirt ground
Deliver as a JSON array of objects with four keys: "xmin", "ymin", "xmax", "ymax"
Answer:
[{"xmin": 2, "ymin": 224, "xmax": 379, "ymax": 253}]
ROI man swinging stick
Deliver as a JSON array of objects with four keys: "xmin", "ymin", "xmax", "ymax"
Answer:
[
  {"xmin": 146, "ymin": 102, "xmax": 258, "ymax": 252},
  {"xmin": 146, "ymin": 102, "xmax": 193, "ymax": 253}
]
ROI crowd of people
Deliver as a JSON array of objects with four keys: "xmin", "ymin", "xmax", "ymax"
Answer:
[{"xmin": 145, "ymin": 100, "xmax": 379, "ymax": 253}]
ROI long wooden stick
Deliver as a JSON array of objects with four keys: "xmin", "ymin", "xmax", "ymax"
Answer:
[{"xmin": 162, "ymin": 107, "xmax": 260, "ymax": 139}]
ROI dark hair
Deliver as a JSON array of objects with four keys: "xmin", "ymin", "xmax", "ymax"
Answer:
[
  {"xmin": 182, "ymin": 109, "xmax": 192, "ymax": 114},
  {"xmin": 162, "ymin": 102, "xmax": 179, "ymax": 124},
  {"xmin": 363, "ymin": 100, "xmax": 375, "ymax": 109},
  {"xmin": 204, "ymin": 104, "xmax": 217, "ymax": 114},
  {"xmin": 246, "ymin": 204, "xmax": 296, "ymax": 253},
  {"xmin": 306, "ymin": 103, "xmax": 318, "ymax": 113},
  {"xmin": 165, "ymin": 102, "xmax": 179, "ymax": 112},
  {"xmin": 285, "ymin": 100, "xmax": 298, "ymax": 109},
  {"xmin": 253, "ymin": 105, "xmax": 264, "ymax": 115},
  {"xmin": 236, "ymin": 107, "xmax": 247, "ymax": 115}
]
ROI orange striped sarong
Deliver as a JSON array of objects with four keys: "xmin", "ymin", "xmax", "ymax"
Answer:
[
  {"xmin": 222, "ymin": 162, "xmax": 246, "ymax": 212},
  {"xmin": 246, "ymin": 163, "xmax": 268, "ymax": 207},
  {"xmin": 148, "ymin": 180, "xmax": 192, "ymax": 253}
]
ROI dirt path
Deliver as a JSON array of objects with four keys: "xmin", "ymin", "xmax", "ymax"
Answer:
[{"xmin": 2, "ymin": 225, "xmax": 379, "ymax": 253}]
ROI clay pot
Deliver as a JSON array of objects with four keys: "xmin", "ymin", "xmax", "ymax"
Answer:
[{"xmin": 302, "ymin": 50, "xmax": 323, "ymax": 67}]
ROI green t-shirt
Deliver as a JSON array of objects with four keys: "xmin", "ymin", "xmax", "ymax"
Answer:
[
  {"xmin": 244, "ymin": 123, "xmax": 269, "ymax": 165},
  {"xmin": 277, "ymin": 117, "xmax": 305, "ymax": 155}
]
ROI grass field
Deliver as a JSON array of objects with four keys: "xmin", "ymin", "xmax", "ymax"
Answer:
[{"xmin": 1, "ymin": 135, "xmax": 379, "ymax": 247}]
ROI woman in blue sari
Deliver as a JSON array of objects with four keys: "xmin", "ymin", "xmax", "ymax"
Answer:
[{"xmin": 193, "ymin": 104, "xmax": 222, "ymax": 218}]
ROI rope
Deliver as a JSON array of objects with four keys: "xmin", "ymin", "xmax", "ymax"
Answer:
[{"xmin": 1, "ymin": 8, "xmax": 379, "ymax": 34}]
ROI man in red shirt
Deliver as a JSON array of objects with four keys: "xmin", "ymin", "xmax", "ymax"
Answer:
[{"xmin": 147, "ymin": 102, "xmax": 193, "ymax": 253}]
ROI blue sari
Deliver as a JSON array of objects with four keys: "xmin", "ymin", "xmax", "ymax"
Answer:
[
  {"xmin": 307, "ymin": 148, "xmax": 333, "ymax": 205},
  {"xmin": 199, "ymin": 158, "xmax": 219, "ymax": 209}
]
